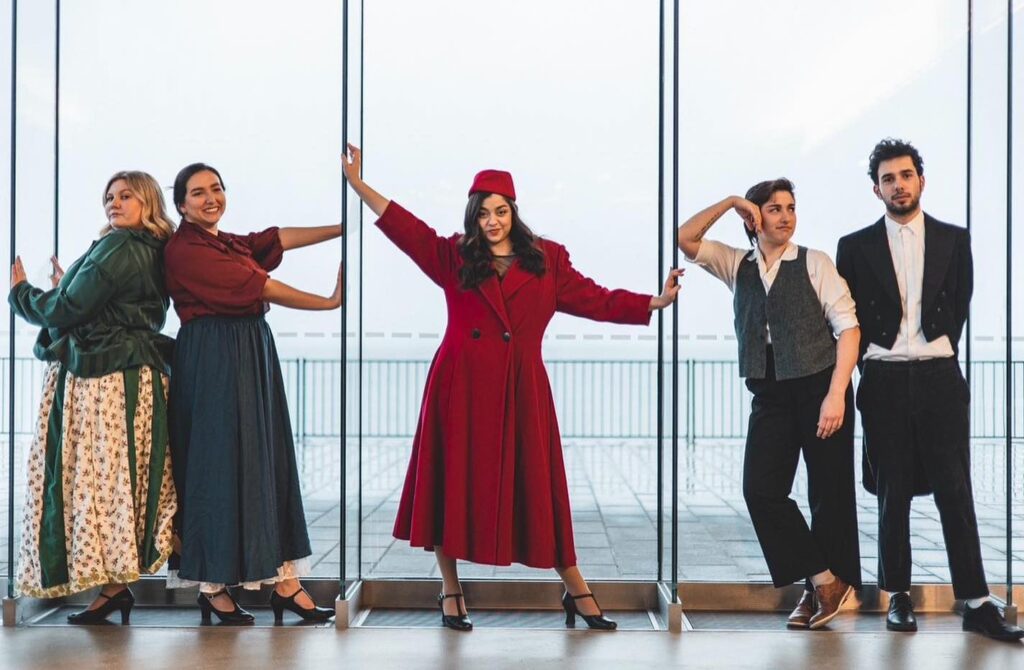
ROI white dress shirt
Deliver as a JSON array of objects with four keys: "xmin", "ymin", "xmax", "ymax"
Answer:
[
  {"xmin": 863, "ymin": 212, "xmax": 955, "ymax": 361},
  {"xmin": 690, "ymin": 239, "xmax": 859, "ymax": 341}
]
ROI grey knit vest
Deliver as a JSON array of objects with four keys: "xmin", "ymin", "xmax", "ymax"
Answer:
[{"xmin": 734, "ymin": 246, "xmax": 836, "ymax": 380}]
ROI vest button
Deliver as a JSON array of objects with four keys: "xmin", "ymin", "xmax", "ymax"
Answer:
[
  {"xmin": 502, "ymin": 332, "xmax": 511, "ymax": 342},
  {"xmin": 875, "ymin": 315, "xmax": 881, "ymax": 320},
  {"xmin": 471, "ymin": 329, "xmax": 481, "ymax": 339}
]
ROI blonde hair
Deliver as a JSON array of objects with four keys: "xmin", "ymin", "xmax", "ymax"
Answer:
[{"xmin": 100, "ymin": 170, "xmax": 177, "ymax": 240}]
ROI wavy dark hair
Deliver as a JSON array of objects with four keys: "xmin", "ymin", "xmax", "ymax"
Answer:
[{"xmin": 457, "ymin": 192, "xmax": 546, "ymax": 290}]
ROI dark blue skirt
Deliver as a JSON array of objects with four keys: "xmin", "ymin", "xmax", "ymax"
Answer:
[{"xmin": 170, "ymin": 314, "xmax": 311, "ymax": 585}]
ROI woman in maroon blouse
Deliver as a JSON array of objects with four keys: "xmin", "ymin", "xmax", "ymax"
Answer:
[
  {"xmin": 164, "ymin": 163, "xmax": 341, "ymax": 624},
  {"xmin": 343, "ymin": 145, "xmax": 683, "ymax": 631}
]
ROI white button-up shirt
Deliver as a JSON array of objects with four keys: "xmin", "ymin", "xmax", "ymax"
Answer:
[
  {"xmin": 863, "ymin": 212, "xmax": 955, "ymax": 361},
  {"xmin": 691, "ymin": 239, "xmax": 859, "ymax": 343}
]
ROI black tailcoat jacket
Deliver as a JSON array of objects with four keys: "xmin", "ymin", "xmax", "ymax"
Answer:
[{"xmin": 835, "ymin": 213, "xmax": 973, "ymax": 496}]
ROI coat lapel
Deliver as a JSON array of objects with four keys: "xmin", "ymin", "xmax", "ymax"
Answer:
[
  {"xmin": 477, "ymin": 275, "xmax": 512, "ymax": 331},
  {"xmin": 864, "ymin": 218, "xmax": 902, "ymax": 306},
  {"xmin": 499, "ymin": 260, "xmax": 536, "ymax": 300},
  {"xmin": 921, "ymin": 213, "xmax": 954, "ymax": 313}
]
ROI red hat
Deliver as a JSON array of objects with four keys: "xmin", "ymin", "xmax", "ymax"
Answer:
[{"xmin": 468, "ymin": 169, "xmax": 516, "ymax": 200}]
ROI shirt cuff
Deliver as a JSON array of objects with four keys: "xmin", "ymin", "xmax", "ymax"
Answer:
[{"xmin": 829, "ymin": 315, "xmax": 859, "ymax": 337}]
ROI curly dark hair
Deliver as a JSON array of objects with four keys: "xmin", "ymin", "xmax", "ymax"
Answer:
[
  {"xmin": 742, "ymin": 178, "xmax": 795, "ymax": 246},
  {"xmin": 457, "ymin": 192, "xmax": 545, "ymax": 290},
  {"xmin": 868, "ymin": 138, "xmax": 924, "ymax": 184}
]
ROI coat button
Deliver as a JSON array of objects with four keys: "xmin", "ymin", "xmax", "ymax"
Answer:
[
  {"xmin": 882, "ymin": 331, "xmax": 888, "ymax": 337},
  {"xmin": 502, "ymin": 331, "xmax": 511, "ymax": 342},
  {"xmin": 471, "ymin": 329, "xmax": 481, "ymax": 339},
  {"xmin": 936, "ymin": 306, "xmax": 942, "ymax": 312},
  {"xmin": 869, "ymin": 299, "xmax": 875, "ymax": 306},
  {"xmin": 875, "ymin": 315, "xmax": 881, "ymax": 321}
]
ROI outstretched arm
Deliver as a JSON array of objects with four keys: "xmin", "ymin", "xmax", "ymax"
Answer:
[
  {"xmin": 262, "ymin": 264, "xmax": 343, "ymax": 311},
  {"xmin": 648, "ymin": 268, "xmax": 685, "ymax": 311},
  {"xmin": 342, "ymin": 143, "xmax": 390, "ymax": 216},
  {"xmin": 279, "ymin": 225, "xmax": 343, "ymax": 251},
  {"xmin": 9, "ymin": 248, "xmax": 118, "ymax": 330},
  {"xmin": 677, "ymin": 195, "xmax": 760, "ymax": 259}
]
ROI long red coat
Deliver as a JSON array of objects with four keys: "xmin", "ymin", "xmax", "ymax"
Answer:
[{"xmin": 381, "ymin": 202, "xmax": 653, "ymax": 569}]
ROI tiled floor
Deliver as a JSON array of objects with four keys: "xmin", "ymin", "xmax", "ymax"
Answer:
[
  {"xmin": 294, "ymin": 437, "xmax": 1023, "ymax": 587},
  {"xmin": 2, "ymin": 437, "xmax": 1022, "ymax": 589}
]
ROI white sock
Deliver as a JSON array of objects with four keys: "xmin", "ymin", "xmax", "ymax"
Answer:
[
  {"xmin": 966, "ymin": 596, "xmax": 989, "ymax": 609},
  {"xmin": 810, "ymin": 570, "xmax": 835, "ymax": 588}
]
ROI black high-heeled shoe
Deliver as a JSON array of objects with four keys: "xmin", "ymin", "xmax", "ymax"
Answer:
[
  {"xmin": 270, "ymin": 587, "xmax": 335, "ymax": 623},
  {"xmin": 562, "ymin": 591, "xmax": 617, "ymax": 630},
  {"xmin": 197, "ymin": 589, "xmax": 255, "ymax": 625},
  {"xmin": 67, "ymin": 587, "xmax": 134, "ymax": 625},
  {"xmin": 437, "ymin": 593, "xmax": 473, "ymax": 631}
]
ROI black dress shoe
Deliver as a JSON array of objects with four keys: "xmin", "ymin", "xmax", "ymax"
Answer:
[
  {"xmin": 67, "ymin": 587, "xmax": 134, "ymax": 625},
  {"xmin": 438, "ymin": 593, "xmax": 473, "ymax": 631},
  {"xmin": 562, "ymin": 592, "xmax": 617, "ymax": 630},
  {"xmin": 962, "ymin": 602, "xmax": 1024, "ymax": 642},
  {"xmin": 198, "ymin": 589, "xmax": 255, "ymax": 625},
  {"xmin": 271, "ymin": 587, "xmax": 335, "ymax": 623},
  {"xmin": 887, "ymin": 592, "xmax": 917, "ymax": 632}
]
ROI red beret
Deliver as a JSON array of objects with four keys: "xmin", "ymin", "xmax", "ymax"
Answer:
[{"xmin": 468, "ymin": 169, "xmax": 516, "ymax": 200}]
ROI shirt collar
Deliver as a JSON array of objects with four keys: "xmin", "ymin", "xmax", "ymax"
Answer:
[
  {"xmin": 178, "ymin": 219, "xmax": 248, "ymax": 254},
  {"xmin": 745, "ymin": 241, "xmax": 799, "ymax": 263},
  {"xmin": 885, "ymin": 210, "xmax": 925, "ymax": 238}
]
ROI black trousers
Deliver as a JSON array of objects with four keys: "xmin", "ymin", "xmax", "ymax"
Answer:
[
  {"xmin": 858, "ymin": 358, "xmax": 988, "ymax": 599},
  {"xmin": 743, "ymin": 356, "xmax": 861, "ymax": 589}
]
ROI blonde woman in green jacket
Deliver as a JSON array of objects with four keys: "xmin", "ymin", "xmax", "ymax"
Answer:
[{"xmin": 8, "ymin": 170, "xmax": 177, "ymax": 624}]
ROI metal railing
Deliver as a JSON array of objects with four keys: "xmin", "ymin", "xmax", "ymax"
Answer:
[{"xmin": 0, "ymin": 358, "xmax": 1020, "ymax": 440}]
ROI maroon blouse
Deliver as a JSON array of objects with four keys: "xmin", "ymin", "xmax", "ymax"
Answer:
[{"xmin": 164, "ymin": 220, "xmax": 284, "ymax": 324}]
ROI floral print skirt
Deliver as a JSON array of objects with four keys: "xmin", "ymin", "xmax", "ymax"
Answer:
[{"xmin": 17, "ymin": 363, "xmax": 176, "ymax": 598}]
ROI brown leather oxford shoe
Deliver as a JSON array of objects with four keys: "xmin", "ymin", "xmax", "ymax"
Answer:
[
  {"xmin": 808, "ymin": 578, "xmax": 853, "ymax": 630},
  {"xmin": 786, "ymin": 590, "xmax": 817, "ymax": 629}
]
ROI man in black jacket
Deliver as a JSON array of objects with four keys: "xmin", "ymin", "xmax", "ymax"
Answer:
[{"xmin": 836, "ymin": 138, "xmax": 1022, "ymax": 641}]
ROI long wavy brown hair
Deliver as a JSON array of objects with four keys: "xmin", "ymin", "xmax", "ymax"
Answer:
[{"xmin": 457, "ymin": 192, "xmax": 546, "ymax": 290}]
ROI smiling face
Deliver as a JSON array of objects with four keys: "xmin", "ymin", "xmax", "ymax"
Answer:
[
  {"xmin": 179, "ymin": 170, "xmax": 227, "ymax": 228},
  {"xmin": 477, "ymin": 194, "xmax": 513, "ymax": 250},
  {"xmin": 874, "ymin": 155, "xmax": 925, "ymax": 221},
  {"xmin": 756, "ymin": 189, "xmax": 797, "ymax": 247},
  {"xmin": 104, "ymin": 179, "xmax": 144, "ymax": 230}
]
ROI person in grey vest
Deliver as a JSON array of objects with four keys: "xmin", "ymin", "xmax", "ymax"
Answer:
[
  {"xmin": 836, "ymin": 138, "xmax": 1023, "ymax": 641},
  {"xmin": 678, "ymin": 179, "xmax": 861, "ymax": 630}
]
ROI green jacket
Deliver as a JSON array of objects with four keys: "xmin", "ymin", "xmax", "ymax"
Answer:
[{"xmin": 8, "ymin": 228, "xmax": 174, "ymax": 378}]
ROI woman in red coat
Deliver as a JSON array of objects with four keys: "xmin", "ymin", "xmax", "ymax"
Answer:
[{"xmin": 343, "ymin": 145, "xmax": 682, "ymax": 631}]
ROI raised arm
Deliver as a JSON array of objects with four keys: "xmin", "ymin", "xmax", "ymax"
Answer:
[
  {"xmin": 342, "ymin": 144, "xmax": 390, "ymax": 216},
  {"xmin": 677, "ymin": 195, "xmax": 760, "ymax": 259}
]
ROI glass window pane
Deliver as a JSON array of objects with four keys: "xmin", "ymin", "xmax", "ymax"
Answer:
[{"xmin": 361, "ymin": 0, "xmax": 661, "ymax": 581}]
